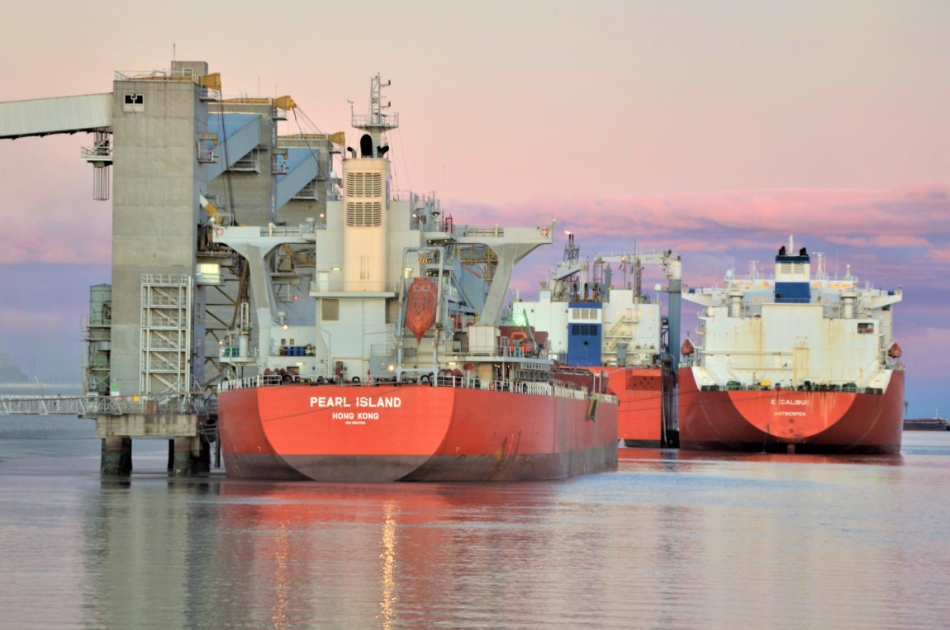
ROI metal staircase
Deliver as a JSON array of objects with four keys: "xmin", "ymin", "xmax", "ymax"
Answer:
[{"xmin": 140, "ymin": 275, "xmax": 193, "ymax": 395}]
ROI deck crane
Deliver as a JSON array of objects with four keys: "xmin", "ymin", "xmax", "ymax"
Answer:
[
  {"xmin": 591, "ymin": 250, "xmax": 682, "ymax": 372},
  {"xmin": 592, "ymin": 250, "xmax": 682, "ymax": 447}
]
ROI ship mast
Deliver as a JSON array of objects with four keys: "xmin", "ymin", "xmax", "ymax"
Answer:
[
  {"xmin": 351, "ymin": 74, "xmax": 399, "ymax": 156},
  {"xmin": 340, "ymin": 74, "xmax": 400, "ymax": 294}
]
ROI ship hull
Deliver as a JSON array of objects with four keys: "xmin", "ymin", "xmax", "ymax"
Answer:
[
  {"xmin": 603, "ymin": 367, "xmax": 667, "ymax": 447},
  {"xmin": 218, "ymin": 384, "xmax": 618, "ymax": 481},
  {"xmin": 678, "ymin": 368, "xmax": 904, "ymax": 454},
  {"xmin": 903, "ymin": 419, "xmax": 949, "ymax": 431}
]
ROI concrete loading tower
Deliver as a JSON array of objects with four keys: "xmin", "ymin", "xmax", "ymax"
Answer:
[{"xmin": 0, "ymin": 60, "xmax": 336, "ymax": 473}]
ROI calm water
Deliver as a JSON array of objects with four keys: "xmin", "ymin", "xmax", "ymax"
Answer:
[{"xmin": 1, "ymin": 416, "xmax": 949, "ymax": 630}]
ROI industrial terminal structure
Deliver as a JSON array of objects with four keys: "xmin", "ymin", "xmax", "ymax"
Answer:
[{"xmin": 0, "ymin": 60, "xmax": 338, "ymax": 473}]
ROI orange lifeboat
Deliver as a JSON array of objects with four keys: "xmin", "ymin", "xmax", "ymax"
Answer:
[
  {"xmin": 405, "ymin": 277, "xmax": 438, "ymax": 342},
  {"xmin": 681, "ymin": 338, "xmax": 695, "ymax": 356},
  {"xmin": 888, "ymin": 342, "xmax": 902, "ymax": 359},
  {"xmin": 508, "ymin": 331, "xmax": 531, "ymax": 356}
]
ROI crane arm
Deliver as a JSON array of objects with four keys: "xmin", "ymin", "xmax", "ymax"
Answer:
[{"xmin": 594, "ymin": 250, "xmax": 681, "ymax": 281}]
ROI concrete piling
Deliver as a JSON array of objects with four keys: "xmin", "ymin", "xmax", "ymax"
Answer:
[
  {"xmin": 101, "ymin": 436, "xmax": 133, "ymax": 475},
  {"xmin": 97, "ymin": 412, "xmax": 211, "ymax": 477},
  {"xmin": 170, "ymin": 436, "xmax": 212, "ymax": 476}
]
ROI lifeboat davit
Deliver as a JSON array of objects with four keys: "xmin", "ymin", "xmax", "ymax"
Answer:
[
  {"xmin": 405, "ymin": 277, "xmax": 438, "ymax": 342},
  {"xmin": 888, "ymin": 342, "xmax": 902, "ymax": 359}
]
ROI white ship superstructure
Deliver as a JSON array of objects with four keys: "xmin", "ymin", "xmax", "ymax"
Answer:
[
  {"xmin": 511, "ymin": 233, "xmax": 682, "ymax": 446},
  {"xmin": 213, "ymin": 74, "xmax": 560, "ymax": 389},
  {"xmin": 683, "ymin": 236, "xmax": 902, "ymax": 393},
  {"xmin": 511, "ymin": 233, "xmax": 681, "ymax": 369}
]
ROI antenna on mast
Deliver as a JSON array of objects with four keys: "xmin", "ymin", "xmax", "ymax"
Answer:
[{"xmin": 352, "ymin": 74, "xmax": 399, "ymax": 158}]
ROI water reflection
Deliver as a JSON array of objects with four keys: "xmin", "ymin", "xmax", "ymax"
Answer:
[
  {"xmin": 208, "ymin": 482, "xmax": 572, "ymax": 628},
  {"xmin": 379, "ymin": 500, "xmax": 397, "ymax": 630},
  {"xmin": 22, "ymin": 432, "xmax": 948, "ymax": 629},
  {"xmin": 80, "ymin": 479, "xmax": 221, "ymax": 629},
  {"xmin": 201, "ymin": 473, "xmax": 915, "ymax": 630},
  {"xmin": 619, "ymin": 446, "xmax": 906, "ymax": 467}
]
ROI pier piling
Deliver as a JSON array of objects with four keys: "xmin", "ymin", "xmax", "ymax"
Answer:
[{"xmin": 101, "ymin": 436, "xmax": 133, "ymax": 475}]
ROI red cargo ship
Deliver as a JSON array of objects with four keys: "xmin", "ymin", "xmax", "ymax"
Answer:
[
  {"xmin": 219, "ymin": 380, "xmax": 617, "ymax": 481},
  {"xmin": 510, "ymin": 232, "xmax": 682, "ymax": 447},
  {"xmin": 214, "ymin": 75, "xmax": 618, "ymax": 481},
  {"xmin": 678, "ymin": 369, "xmax": 904, "ymax": 453},
  {"xmin": 678, "ymin": 237, "xmax": 905, "ymax": 454}
]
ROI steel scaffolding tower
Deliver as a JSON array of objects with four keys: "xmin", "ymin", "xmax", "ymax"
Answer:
[{"xmin": 140, "ymin": 274, "xmax": 193, "ymax": 395}]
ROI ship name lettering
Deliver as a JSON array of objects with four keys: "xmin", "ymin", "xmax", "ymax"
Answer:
[
  {"xmin": 771, "ymin": 399, "xmax": 809, "ymax": 406},
  {"xmin": 311, "ymin": 396, "xmax": 352, "ymax": 408},
  {"xmin": 356, "ymin": 396, "xmax": 402, "ymax": 408}
]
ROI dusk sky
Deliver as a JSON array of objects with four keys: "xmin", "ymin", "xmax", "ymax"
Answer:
[{"xmin": 1, "ymin": 1, "xmax": 948, "ymax": 416}]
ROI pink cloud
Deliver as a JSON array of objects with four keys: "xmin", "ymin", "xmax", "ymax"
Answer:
[
  {"xmin": 826, "ymin": 235, "xmax": 933, "ymax": 248},
  {"xmin": 0, "ymin": 217, "xmax": 111, "ymax": 264},
  {"xmin": 454, "ymin": 185, "xmax": 950, "ymax": 269},
  {"xmin": 0, "ymin": 136, "xmax": 112, "ymax": 264},
  {"xmin": 489, "ymin": 186, "xmax": 949, "ymax": 390},
  {"xmin": 928, "ymin": 249, "xmax": 950, "ymax": 264}
]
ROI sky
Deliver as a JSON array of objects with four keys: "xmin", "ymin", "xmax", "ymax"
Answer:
[{"xmin": 0, "ymin": 0, "xmax": 948, "ymax": 416}]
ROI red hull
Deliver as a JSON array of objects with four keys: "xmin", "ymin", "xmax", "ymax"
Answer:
[
  {"xmin": 678, "ymin": 368, "xmax": 904, "ymax": 454},
  {"xmin": 603, "ymin": 367, "xmax": 666, "ymax": 447},
  {"xmin": 218, "ymin": 384, "xmax": 618, "ymax": 481}
]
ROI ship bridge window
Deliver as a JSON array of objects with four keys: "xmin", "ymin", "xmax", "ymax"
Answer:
[
  {"xmin": 858, "ymin": 322, "xmax": 874, "ymax": 334},
  {"xmin": 123, "ymin": 94, "xmax": 144, "ymax": 112},
  {"xmin": 570, "ymin": 308, "xmax": 598, "ymax": 320}
]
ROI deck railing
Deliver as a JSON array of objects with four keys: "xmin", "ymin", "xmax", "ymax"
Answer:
[
  {"xmin": 217, "ymin": 372, "xmax": 616, "ymax": 403},
  {"xmin": 0, "ymin": 394, "xmax": 207, "ymax": 416}
]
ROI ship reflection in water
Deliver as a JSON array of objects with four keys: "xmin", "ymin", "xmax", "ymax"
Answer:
[
  {"xmin": 1, "ymin": 431, "xmax": 949, "ymax": 629},
  {"xmin": 209, "ymin": 481, "xmax": 600, "ymax": 629}
]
